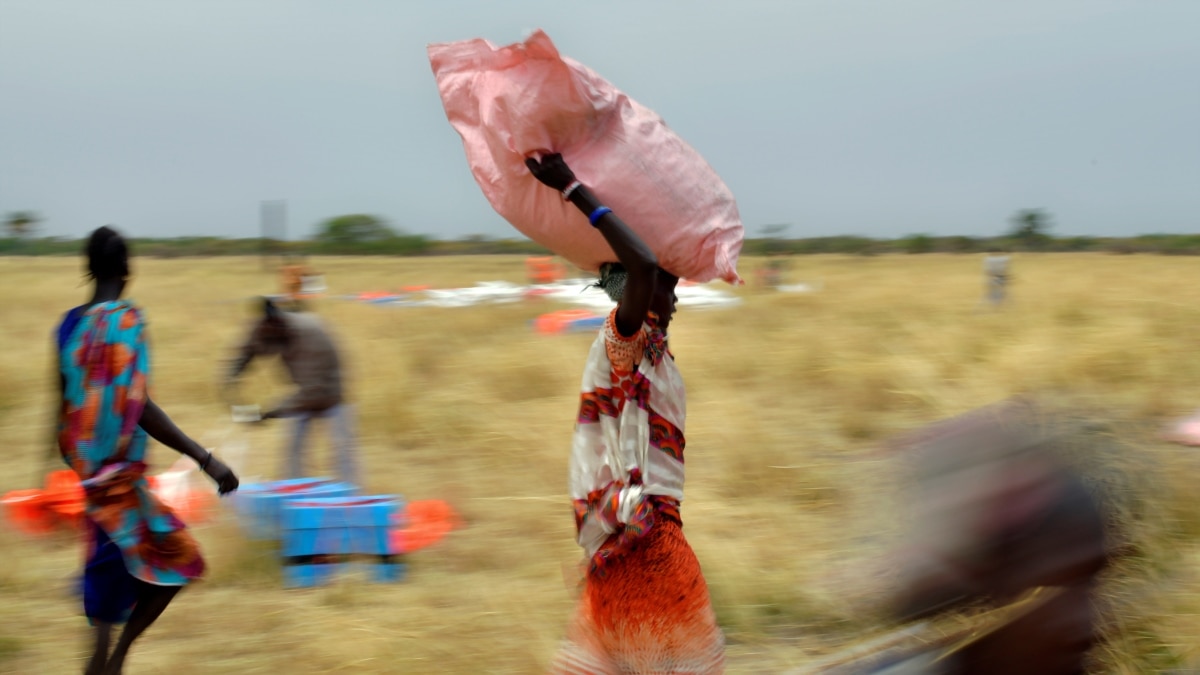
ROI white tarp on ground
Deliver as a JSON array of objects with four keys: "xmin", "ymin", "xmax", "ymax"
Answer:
[
  {"xmin": 1163, "ymin": 410, "xmax": 1200, "ymax": 446},
  {"xmin": 349, "ymin": 278, "xmax": 742, "ymax": 310},
  {"xmin": 777, "ymin": 281, "xmax": 823, "ymax": 294}
]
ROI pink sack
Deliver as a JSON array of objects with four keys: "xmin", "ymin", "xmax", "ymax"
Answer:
[{"xmin": 428, "ymin": 30, "xmax": 743, "ymax": 284}]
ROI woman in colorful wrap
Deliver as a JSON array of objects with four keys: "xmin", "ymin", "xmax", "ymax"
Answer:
[
  {"xmin": 526, "ymin": 154, "xmax": 725, "ymax": 674},
  {"xmin": 54, "ymin": 227, "xmax": 240, "ymax": 675}
]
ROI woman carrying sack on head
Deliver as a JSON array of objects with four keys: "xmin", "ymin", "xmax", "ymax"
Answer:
[{"xmin": 527, "ymin": 155, "xmax": 725, "ymax": 675}]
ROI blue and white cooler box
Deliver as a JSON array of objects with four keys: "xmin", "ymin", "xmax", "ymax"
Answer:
[
  {"xmin": 232, "ymin": 477, "xmax": 358, "ymax": 541},
  {"xmin": 280, "ymin": 495, "xmax": 406, "ymax": 588}
]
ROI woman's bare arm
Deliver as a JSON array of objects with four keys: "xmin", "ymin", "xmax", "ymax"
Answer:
[
  {"xmin": 140, "ymin": 399, "xmax": 239, "ymax": 494},
  {"xmin": 525, "ymin": 154, "xmax": 659, "ymax": 336}
]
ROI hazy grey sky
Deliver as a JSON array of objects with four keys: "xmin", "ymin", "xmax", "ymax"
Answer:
[{"xmin": 1, "ymin": 0, "xmax": 1196, "ymax": 240}]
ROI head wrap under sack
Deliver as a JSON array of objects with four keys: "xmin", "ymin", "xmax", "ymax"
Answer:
[{"xmin": 595, "ymin": 263, "xmax": 627, "ymax": 303}]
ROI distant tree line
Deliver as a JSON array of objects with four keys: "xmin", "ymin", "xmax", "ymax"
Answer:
[
  {"xmin": 0, "ymin": 212, "xmax": 539, "ymax": 257},
  {"xmin": 739, "ymin": 233, "xmax": 1200, "ymax": 256},
  {"xmin": 4, "ymin": 209, "xmax": 1199, "ymax": 257}
]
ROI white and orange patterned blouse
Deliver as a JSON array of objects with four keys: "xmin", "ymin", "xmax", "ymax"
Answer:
[{"xmin": 570, "ymin": 307, "xmax": 686, "ymax": 571}]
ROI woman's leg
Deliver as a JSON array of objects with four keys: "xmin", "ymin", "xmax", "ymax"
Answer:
[
  {"xmin": 102, "ymin": 583, "xmax": 182, "ymax": 675},
  {"xmin": 82, "ymin": 521, "xmax": 136, "ymax": 674},
  {"xmin": 86, "ymin": 622, "xmax": 112, "ymax": 675}
]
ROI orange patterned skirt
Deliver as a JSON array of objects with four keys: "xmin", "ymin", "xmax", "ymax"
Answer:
[{"xmin": 552, "ymin": 519, "xmax": 725, "ymax": 674}]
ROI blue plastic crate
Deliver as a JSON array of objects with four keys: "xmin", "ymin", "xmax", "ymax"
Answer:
[
  {"xmin": 369, "ymin": 561, "xmax": 406, "ymax": 582},
  {"xmin": 280, "ymin": 495, "xmax": 399, "ymax": 557},
  {"xmin": 232, "ymin": 477, "xmax": 358, "ymax": 541},
  {"xmin": 282, "ymin": 560, "xmax": 406, "ymax": 589},
  {"xmin": 283, "ymin": 562, "xmax": 344, "ymax": 588},
  {"xmin": 280, "ymin": 495, "xmax": 405, "ymax": 589}
]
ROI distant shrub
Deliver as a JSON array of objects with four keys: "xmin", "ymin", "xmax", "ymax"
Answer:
[{"xmin": 900, "ymin": 234, "xmax": 934, "ymax": 254}]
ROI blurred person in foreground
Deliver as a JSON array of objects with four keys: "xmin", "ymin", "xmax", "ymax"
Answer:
[
  {"xmin": 527, "ymin": 153, "xmax": 725, "ymax": 674},
  {"xmin": 878, "ymin": 399, "xmax": 1110, "ymax": 675},
  {"xmin": 223, "ymin": 297, "xmax": 359, "ymax": 485},
  {"xmin": 54, "ymin": 226, "xmax": 239, "ymax": 674}
]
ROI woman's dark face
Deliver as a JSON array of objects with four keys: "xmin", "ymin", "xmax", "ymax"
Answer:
[{"xmin": 651, "ymin": 272, "xmax": 679, "ymax": 331}]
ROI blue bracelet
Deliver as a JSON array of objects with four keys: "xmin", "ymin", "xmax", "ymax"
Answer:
[{"xmin": 588, "ymin": 206, "xmax": 612, "ymax": 227}]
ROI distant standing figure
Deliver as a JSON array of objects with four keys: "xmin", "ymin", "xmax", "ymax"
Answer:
[
  {"xmin": 279, "ymin": 256, "xmax": 311, "ymax": 311},
  {"xmin": 757, "ymin": 258, "xmax": 786, "ymax": 289},
  {"xmin": 224, "ymin": 298, "xmax": 359, "ymax": 485},
  {"xmin": 983, "ymin": 252, "xmax": 1010, "ymax": 306}
]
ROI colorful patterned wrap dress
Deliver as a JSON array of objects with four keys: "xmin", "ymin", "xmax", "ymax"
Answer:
[
  {"xmin": 552, "ymin": 308, "xmax": 725, "ymax": 674},
  {"xmin": 57, "ymin": 300, "xmax": 205, "ymax": 623}
]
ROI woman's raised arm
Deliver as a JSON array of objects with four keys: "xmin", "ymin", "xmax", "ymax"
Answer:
[{"xmin": 526, "ymin": 153, "xmax": 659, "ymax": 336}]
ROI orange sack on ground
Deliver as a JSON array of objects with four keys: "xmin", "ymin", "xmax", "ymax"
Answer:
[
  {"xmin": 390, "ymin": 500, "xmax": 460, "ymax": 555},
  {"xmin": 428, "ymin": 30, "xmax": 744, "ymax": 284},
  {"xmin": 2, "ymin": 489, "xmax": 55, "ymax": 535}
]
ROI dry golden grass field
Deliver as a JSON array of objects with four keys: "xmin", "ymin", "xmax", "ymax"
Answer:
[{"xmin": 2, "ymin": 254, "xmax": 1200, "ymax": 674}]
